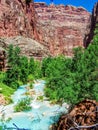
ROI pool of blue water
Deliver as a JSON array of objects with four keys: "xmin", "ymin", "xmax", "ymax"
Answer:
[{"xmin": 0, "ymin": 80, "xmax": 67, "ymax": 130}]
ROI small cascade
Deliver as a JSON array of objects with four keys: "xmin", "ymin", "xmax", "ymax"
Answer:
[{"xmin": 0, "ymin": 80, "xmax": 67, "ymax": 130}]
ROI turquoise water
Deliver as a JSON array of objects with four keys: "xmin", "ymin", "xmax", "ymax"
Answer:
[{"xmin": 0, "ymin": 80, "xmax": 67, "ymax": 130}]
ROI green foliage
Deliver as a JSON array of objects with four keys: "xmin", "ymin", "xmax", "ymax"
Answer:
[
  {"xmin": 29, "ymin": 82, "xmax": 33, "ymax": 89},
  {"xmin": 27, "ymin": 74, "xmax": 34, "ymax": 82},
  {"xmin": 0, "ymin": 72, "xmax": 15, "ymax": 104},
  {"xmin": 28, "ymin": 58, "xmax": 35, "ymax": 75},
  {"xmin": 0, "ymin": 112, "xmax": 12, "ymax": 129},
  {"xmin": 37, "ymin": 95, "xmax": 44, "ymax": 101},
  {"xmin": 14, "ymin": 97, "xmax": 31, "ymax": 112},
  {"xmin": 4, "ymin": 45, "xmax": 21, "ymax": 89},
  {"xmin": 17, "ymin": 80, "xmax": 23, "ymax": 86},
  {"xmin": 41, "ymin": 56, "xmax": 52, "ymax": 77},
  {"xmin": 34, "ymin": 60, "xmax": 42, "ymax": 79},
  {"xmin": 42, "ymin": 25, "xmax": 98, "ymax": 105},
  {"xmin": 0, "ymin": 126, "xmax": 3, "ymax": 130},
  {"xmin": 0, "ymin": 71, "xmax": 5, "ymax": 83},
  {"xmin": 3, "ymin": 44, "xmax": 42, "ymax": 92},
  {"xmin": 19, "ymin": 56, "xmax": 29, "ymax": 84},
  {"xmin": 0, "ymin": 82, "xmax": 14, "ymax": 104}
]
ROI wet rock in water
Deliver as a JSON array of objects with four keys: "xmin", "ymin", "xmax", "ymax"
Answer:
[{"xmin": 55, "ymin": 99, "xmax": 98, "ymax": 130}]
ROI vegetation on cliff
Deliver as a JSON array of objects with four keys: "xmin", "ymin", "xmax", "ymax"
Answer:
[
  {"xmin": 42, "ymin": 24, "xmax": 98, "ymax": 105},
  {"xmin": 4, "ymin": 44, "xmax": 41, "ymax": 89},
  {"xmin": 0, "ymin": 24, "xmax": 98, "ymax": 106},
  {"xmin": 0, "ymin": 45, "xmax": 41, "ymax": 103}
]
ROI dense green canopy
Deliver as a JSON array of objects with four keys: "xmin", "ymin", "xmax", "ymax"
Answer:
[{"xmin": 42, "ymin": 24, "xmax": 98, "ymax": 105}]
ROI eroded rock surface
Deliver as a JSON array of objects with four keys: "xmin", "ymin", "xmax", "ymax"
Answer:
[
  {"xmin": 56, "ymin": 100, "xmax": 98, "ymax": 130},
  {"xmin": 35, "ymin": 3, "xmax": 91, "ymax": 56},
  {"xmin": 0, "ymin": 0, "xmax": 37, "ymax": 38},
  {"xmin": 0, "ymin": 1, "xmax": 91, "ymax": 57},
  {"xmin": 0, "ymin": 36, "xmax": 50, "ymax": 59},
  {"xmin": 0, "ymin": 1, "xmax": 98, "ymax": 58}
]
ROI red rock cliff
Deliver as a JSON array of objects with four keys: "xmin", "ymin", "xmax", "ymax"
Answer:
[
  {"xmin": 0, "ymin": 0, "xmax": 38, "ymax": 38},
  {"xmin": 0, "ymin": 1, "xmax": 93, "ymax": 57},
  {"xmin": 35, "ymin": 3, "xmax": 91, "ymax": 56},
  {"xmin": 85, "ymin": 2, "xmax": 98, "ymax": 47}
]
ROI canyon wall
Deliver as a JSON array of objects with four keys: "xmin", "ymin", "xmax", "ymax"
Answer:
[
  {"xmin": 0, "ymin": 0, "xmax": 37, "ymax": 38},
  {"xmin": 35, "ymin": 3, "xmax": 91, "ymax": 56},
  {"xmin": 85, "ymin": 2, "xmax": 98, "ymax": 47},
  {"xmin": 0, "ymin": 0, "xmax": 98, "ymax": 59}
]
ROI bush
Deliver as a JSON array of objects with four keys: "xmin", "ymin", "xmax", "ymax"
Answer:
[
  {"xmin": 29, "ymin": 82, "xmax": 34, "ymax": 89},
  {"xmin": 14, "ymin": 97, "xmax": 31, "ymax": 112},
  {"xmin": 37, "ymin": 96, "xmax": 44, "ymax": 101},
  {"xmin": 17, "ymin": 80, "xmax": 23, "ymax": 86},
  {"xmin": 28, "ymin": 74, "xmax": 34, "ymax": 82},
  {"xmin": 0, "ymin": 72, "xmax": 5, "ymax": 83},
  {"xmin": 0, "ymin": 83, "xmax": 15, "ymax": 101}
]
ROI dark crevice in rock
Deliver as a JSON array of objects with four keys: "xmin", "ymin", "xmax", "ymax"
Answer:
[{"xmin": 85, "ymin": 2, "xmax": 98, "ymax": 48}]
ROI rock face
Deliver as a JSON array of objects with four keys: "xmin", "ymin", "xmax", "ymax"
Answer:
[
  {"xmin": 85, "ymin": 2, "xmax": 98, "ymax": 47},
  {"xmin": 0, "ymin": 0, "xmax": 37, "ymax": 38},
  {"xmin": 56, "ymin": 100, "xmax": 98, "ymax": 130},
  {"xmin": 35, "ymin": 3, "xmax": 91, "ymax": 56},
  {"xmin": 0, "ymin": 1, "xmax": 98, "ymax": 58},
  {"xmin": 0, "ymin": 36, "xmax": 50, "ymax": 59},
  {"xmin": 0, "ymin": 0, "xmax": 91, "ymax": 57}
]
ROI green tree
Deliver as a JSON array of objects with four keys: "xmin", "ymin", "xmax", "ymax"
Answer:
[
  {"xmin": 4, "ymin": 45, "xmax": 21, "ymax": 89},
  {"xmin": 28, "ymin": 57, "xmax": 35, "ymax": 75},
  {"xmin": 44, "ymin": 24, "xmax": 98, "ymax": 105},
  {"xmin": 19, "ymin": 56, "xmax": 29, "ymax": 83},
  {"xmin": 34, "ymin": 60, "xmax": 42, "ymax": 79}
]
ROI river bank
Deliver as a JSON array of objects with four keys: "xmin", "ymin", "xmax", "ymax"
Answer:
[{"xmin": 0, "ymin": 80, "xmax": 68, "ymax": 130}]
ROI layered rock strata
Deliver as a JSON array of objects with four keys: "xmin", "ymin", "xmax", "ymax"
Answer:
[
  {"xmin": 0, "ymin": 0, "xmax": 37, "ymax": 38},
  {"xmin": 35, "ymin": 3, "xmax": 91, "ymax": 56},
  {"xmin": 0, "ymin": 1, "xmax": 91, "ymax": 57},
  {"xmin": 0, "ymin": 1, "xmax": 98, "ymax": 58},
  {"xmin": 0, "ymin": 36, "xmax": 50, "ymax": 60}
]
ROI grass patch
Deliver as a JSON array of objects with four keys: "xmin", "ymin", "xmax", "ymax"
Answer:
[{"xmin": 0, "ymin": 82, "xmax": 15, "ymax": 104}]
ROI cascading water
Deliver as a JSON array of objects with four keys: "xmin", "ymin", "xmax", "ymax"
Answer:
[{"xmin": 0, "ymin": 80, "xmax": 68, "ymax": 130}]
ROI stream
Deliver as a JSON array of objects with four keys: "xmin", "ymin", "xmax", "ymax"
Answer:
[{"xmin": 0, "ymin": 80, "xmax": 68, "ymax": 130}]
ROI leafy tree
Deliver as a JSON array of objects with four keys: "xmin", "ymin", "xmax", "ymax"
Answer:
[
  {"xmin": 19, "ymin": 56, "xmax": 29, "ymax": 83},
  {"xmin": 28, "ymin": 57, "xmax": 35, "ymax": 75},
  {"xmin": 34, "ymin": 60, "xmax": 42, "ymax": 79},
  {"xmin": 41, "ymin": 56, "xmax": 52, "ymax": 77},
  {"xmin": 43, "ymin": 24, "xmax": 98, "ymax": 105},
  {"xmin": 4, "ymin": 45, "xmax": 21, "ymax": 88},
  {"xmin": 7, "ymin": 44, "xmax": 14, "ymax": 66}
]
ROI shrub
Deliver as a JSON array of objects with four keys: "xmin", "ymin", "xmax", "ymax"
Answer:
[
  {"xmin": 37, "ymin": 95, "xmax": 44, "ymax": 101},
  {"xmin": 28, "ymin": 74, "xmax": 34, "ymax": 82},
  {"xmin": 14, "ymin": 97, "xmax": 31, "ymax": 112},
  {"xmin": 0, "ymin": 83, "xmax": 15, "ymax": 103}
]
